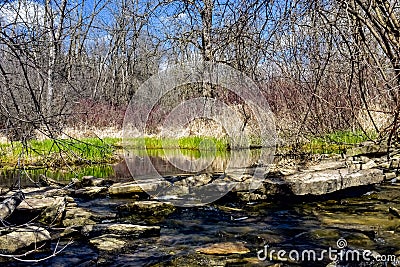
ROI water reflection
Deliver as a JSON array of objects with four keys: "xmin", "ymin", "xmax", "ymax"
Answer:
[
  {"xmin": 0, "ymin": 165, "xmax": 116, "ymax": 187},
  {"xmin": 123, "ymin": 147, "xmax": 275, "ymax": 206},
  {"xmin": 0, "ymin": 147, "xmax": 275, "ymax": 191},
  {"xmin": 124, "ymin": 148, "xmax": 274, "ymax": 178}
]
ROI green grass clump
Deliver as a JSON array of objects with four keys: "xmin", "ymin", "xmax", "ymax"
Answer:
[
  {"xmin": 0, "ymin": 137, "xmax": 121, "ymax": 167},
  {"xmin": 304, "ymin": 130, "xmax": 377, "ymax": 154},
  {"xmin": 125, "ymin": 136, "xmax": 230, "ymax": 151}
]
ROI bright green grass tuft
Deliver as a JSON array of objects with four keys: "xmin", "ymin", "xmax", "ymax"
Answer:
[
  {"xmin": 0, "ymin": 137, "xmax": 121, "ymax": 167},
  {"xmin": 304, "ymin": 130, "xmax": 377, "ymax": 154},
  {"xmin": 125, "ymin": 136, "xmax": 230, "ymax": 151}
]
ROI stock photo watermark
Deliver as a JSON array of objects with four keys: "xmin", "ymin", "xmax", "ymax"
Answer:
[
  {"xmin": 257, "ymin": 238, "xmax": 399, "ymax": 265},
  {"xmin": 122, "ymin": 61, "xmax": 276, "ymax": 207}
]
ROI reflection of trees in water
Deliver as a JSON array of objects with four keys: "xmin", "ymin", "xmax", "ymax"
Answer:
[{"xmin": 123, "ymin": 148, "xmax": 274, "ymax": 178}]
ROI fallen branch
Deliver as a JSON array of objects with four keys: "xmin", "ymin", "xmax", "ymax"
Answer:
[{"xmin": 0, "ymin": 237, "xmax": 74, "ymax": 263}]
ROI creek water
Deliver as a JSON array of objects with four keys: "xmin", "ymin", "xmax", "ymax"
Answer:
[{"xmin": 1, "ymin": 149, "xmax": 400, "ymax": 267}]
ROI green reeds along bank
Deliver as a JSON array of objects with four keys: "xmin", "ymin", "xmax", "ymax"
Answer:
[
  {"xmin": 126, "ymin": 136, "xmax": 230, "ymax": 151},
  {"xmin": 0, "ymin": 136, "xmax": 231, "ymax": 167},
  {"xmin": 305, "ymin": 130, "xmax": 377, "ymax": 154},
  {"xmin": 0, "ymin": 137, "xmax": 121, "ymax": 167}
]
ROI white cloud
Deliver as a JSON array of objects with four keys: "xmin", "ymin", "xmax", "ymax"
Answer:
[{"xmin": 0, "ymin": 0, "xmax": 46, "ymax": 28}]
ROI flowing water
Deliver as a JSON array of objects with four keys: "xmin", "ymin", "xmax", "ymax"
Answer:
[{"xmin": 1, "ymin": 149, "xmax": 400, "ymax": 267}]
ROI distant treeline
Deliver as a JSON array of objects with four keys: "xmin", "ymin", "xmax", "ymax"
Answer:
[{"xmin": 0, "ymin": 0, "xmax": 398, "ymax": 144}]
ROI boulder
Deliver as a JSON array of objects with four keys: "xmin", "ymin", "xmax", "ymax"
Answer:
[
  {"xmin": 0, "ymin": 226, "xmax": 51, "ymax": 253},
  {"xmin": 43, "ymin": 188, "xmax": 70, "ymax": 197},
  {"xmin": 361, "ymin": 160, "xmax": 377, "ymax": 170},
  {"xmin": 306, "ymin": 160, "xmax": 347, "ymax": 172},
  {"xmin": 160, "ymin": 185, "xmax": 190, "ymax": 196}
]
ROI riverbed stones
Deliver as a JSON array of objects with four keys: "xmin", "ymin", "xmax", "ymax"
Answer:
[
  {"xmin": 0, "ymin": 226, "xmax": 51, "ymax": 253},
  {"xmin": 195, "ymin": 242, "xmax": 250, "ymax": 255}
]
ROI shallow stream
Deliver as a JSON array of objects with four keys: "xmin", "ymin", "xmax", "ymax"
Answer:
[{"xmin": 1, "ymin": 149, "xmax": 399, "ymax": 266}]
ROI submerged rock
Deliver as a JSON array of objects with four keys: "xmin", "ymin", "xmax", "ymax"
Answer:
[
  {"xmin": 117, "ymin": 200, "xmax": 175, "ymax": 217},
  {"xmin": 0, "ymin": 226, "xmax": 51, "ymax": 253},
  {"xmin": 89, "ymin": 234, "xmax": 127, "ymax": 251},
  {"xmin": 82, "ymin": 223, "xmax": 160, "ymax": 238},
  {"xmin": 195, "ymin": 242, "xmax": 250, "ymax": 255}
]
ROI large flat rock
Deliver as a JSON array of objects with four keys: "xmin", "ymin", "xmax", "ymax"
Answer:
[
  {"xmin": 0, "ymin": 226, "xmax": 51, "ymax": 253},
  {"xmin": 284, "ymin": 168, "xmax": 384, "ymax": 195},
  {"xmin": 82, "ymin": 223, "xmax": 160, "ymax": 238},
  {"xmin": 108, "ymin": 180, "xmax": 169, "ymax": 195}
]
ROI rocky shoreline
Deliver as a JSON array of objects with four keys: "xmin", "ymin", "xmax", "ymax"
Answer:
[{"xmin": 0, "ymin": 141, "xmax": 399, "ymax": 266}]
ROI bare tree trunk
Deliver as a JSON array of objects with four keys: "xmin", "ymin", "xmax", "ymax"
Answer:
[
  {"xmin": 200, "ymin": 0, "xmax": 214, "ymax": 98},
  {"xmin": 45, "ymin": 0, "xmax": 67, "ymax": 113}
]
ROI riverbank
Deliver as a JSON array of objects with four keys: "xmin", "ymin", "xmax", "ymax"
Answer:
[{"xmin": 0, "ymin": 129, "xmax": 376, "ymax": 169}]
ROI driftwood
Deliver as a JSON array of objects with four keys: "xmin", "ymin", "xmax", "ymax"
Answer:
[
  {"xmin": 38, "ymin": 175, "xmax": 66, "ymax": 187},
  {"xmin": 0, "ymin": 191, "xmax": 25, "ymax": 221}
]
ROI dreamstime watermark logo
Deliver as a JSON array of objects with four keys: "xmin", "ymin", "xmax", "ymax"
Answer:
[
  {"xmin": 122, "ymin": 61, "xmax": 276, "ymax": 207},
  {"xmin": 257, "ymin": 238, "xmax": 399, "ymax": 264}
]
